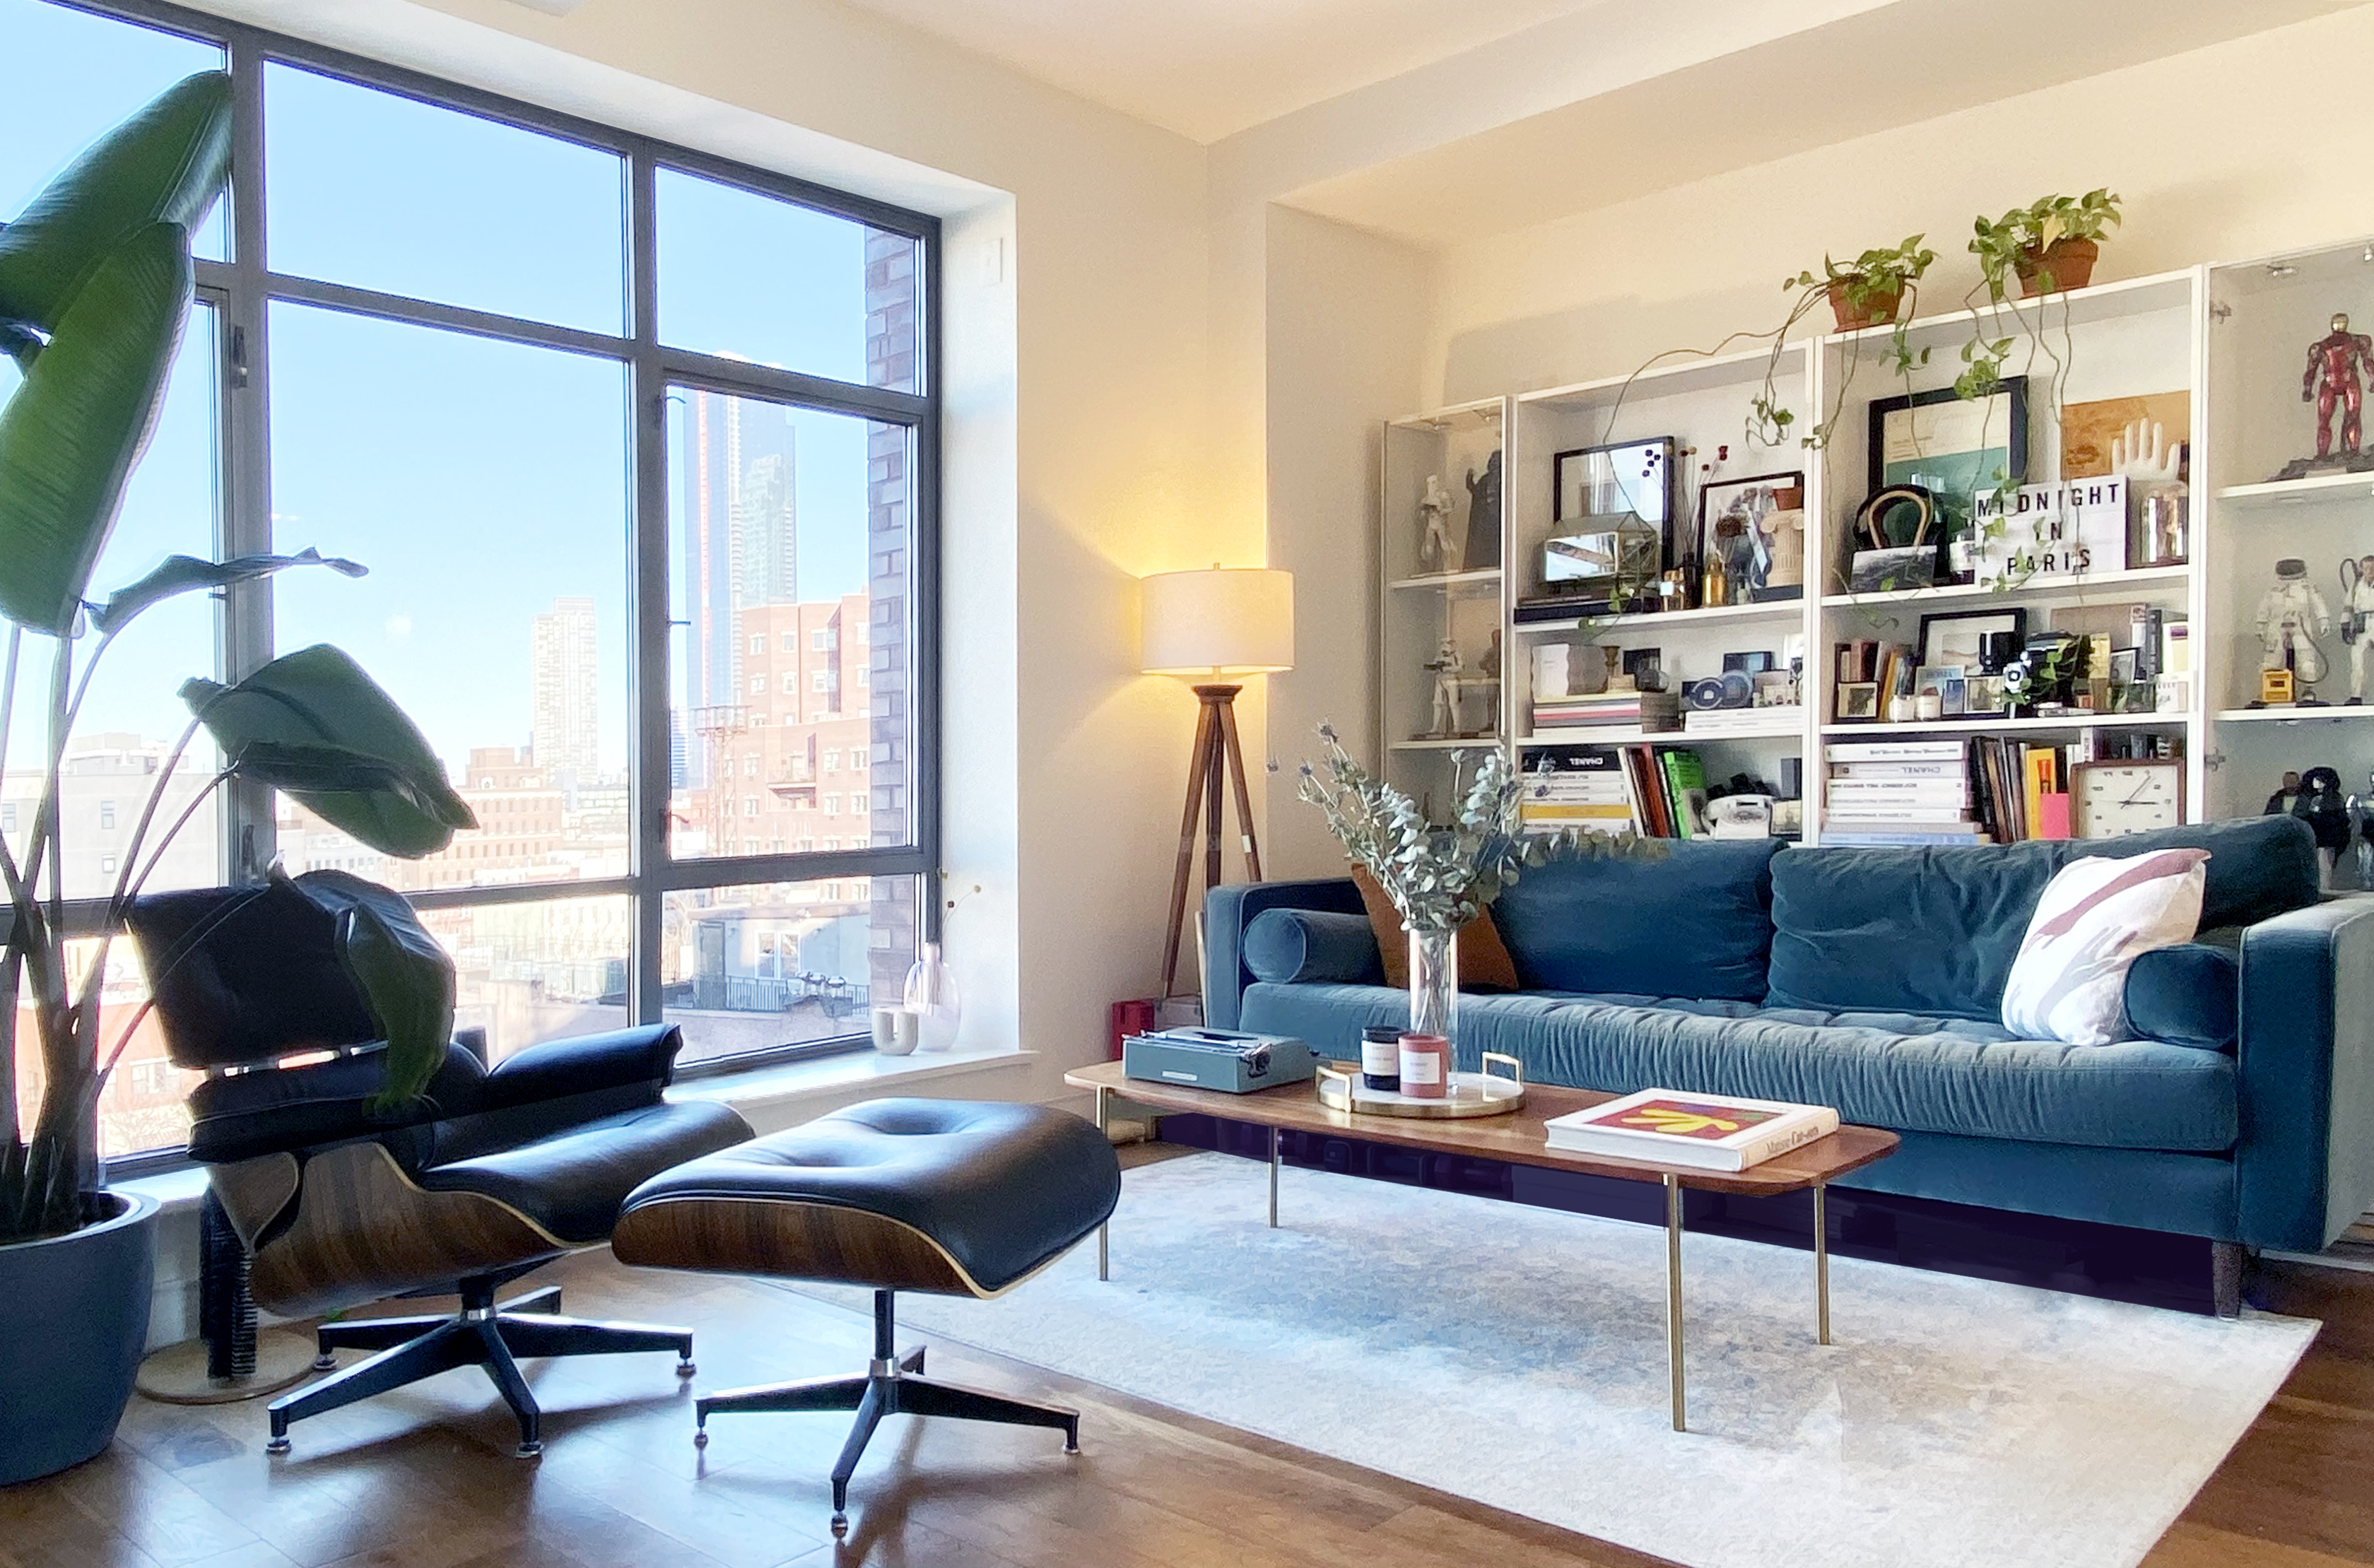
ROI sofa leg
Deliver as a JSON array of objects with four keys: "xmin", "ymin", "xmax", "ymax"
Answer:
[{"xmin": 2212, "ymin": 1241, "xmax": 2246, "ymax": 1319}]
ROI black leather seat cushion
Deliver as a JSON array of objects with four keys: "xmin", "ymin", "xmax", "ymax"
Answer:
[
  {"xmin": 620, "ymin": 1100, "xmax": 1122, "ymax": 1293},
  {"xmin": 186, "ymin": 1025, "xmax": 693, "ymax": 1165},
  {"xmin": 417, "ymin": 1099, "xmax": 753, "ymax": 1245}
]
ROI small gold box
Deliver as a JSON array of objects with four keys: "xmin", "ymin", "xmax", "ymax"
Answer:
[{"xmin": 2261, "ymin": 667, "xmax": 2297, "ymax": 705}]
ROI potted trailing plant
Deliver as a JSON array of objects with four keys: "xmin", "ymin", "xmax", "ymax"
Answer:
[
  {"xmin": 1293, "ymin": 726, "xmax": 1650, "ymax": 1043},
  {"xmin": 0, "ymin": 75, "xmax": 470, "ymax": 1484},
  {"xmin": 1789, "ymin": 235, "xmax": 1937, "ymax": 334},
  {"xmin": 1971, "ymin": 189, "xmax": 2122, "ymax": 300}
]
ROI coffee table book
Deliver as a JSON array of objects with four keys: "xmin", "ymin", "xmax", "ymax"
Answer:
[{"xmin": 1544, "ymin": 1089, "xmax": 1840, "ymax": 1172}]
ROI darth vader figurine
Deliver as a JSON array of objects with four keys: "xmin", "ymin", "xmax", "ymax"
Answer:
[
  {"xmin": 2296, "ymin": 765, "xmax": 2352, "ymax": 887},
  {"xmin": 2351, "ymin": 770, "xmax": 2374, "ymax": 890}
]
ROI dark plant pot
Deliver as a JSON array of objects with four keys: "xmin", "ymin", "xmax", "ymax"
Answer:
[
  {"xmin": 2015, "ymin": 237, "xmax": 2100, "ymax": 297},
  {"xmin": 1828, "ymin": 280, "xmax": 1903, "ymax": 331},
  {"xmin": 0, "ymin": 1191, "xmax": 158, "ymax": 1485}
]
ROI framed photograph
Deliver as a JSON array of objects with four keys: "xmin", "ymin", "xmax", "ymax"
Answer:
[
  {"xmin": 1697, "ymin": 470, "xmax": 1802, "ymax": 599},
  {"xmin": 2108, "ymin": 647, "xmax": 2140, "ymax": 685},
  {"xmin": 1868, "ymin": 379, "xmax": 2028, "ymax": 543},
  {"xmin": 1962, "ymin": 675, "xmax": 2009, "ymax": 717},
  {"xmin": 1555, "ymin": 437, "xmax": 1675, "ymax": 565},
  {"xmin": 1917, "ymin": 606, "xmax": 2029, "ymax": 670},
  {"xmin": 1939, "ymin": 673, "xmax": 1968, "ymax": 717},
  {"xmin": 1912, "ymin": 664, "xmax": 1961, "ymax": 705},
  {"xmin": 1835, "ymin": 682, "xmax": 1879, "ymax": 722}
]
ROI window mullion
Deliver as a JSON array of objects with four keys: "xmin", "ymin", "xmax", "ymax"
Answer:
[
  {"xmin": 219, "ymin": 33, "xmax": 274, "ymax": 883},
  {"xmin": 628, "ymin": 148, "xmax": 669, "ymax": 1028}
]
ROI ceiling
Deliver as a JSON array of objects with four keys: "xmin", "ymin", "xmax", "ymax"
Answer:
[{"xmin": 823, "ymin": 0, "xmax": 1615, "ymax": 143}]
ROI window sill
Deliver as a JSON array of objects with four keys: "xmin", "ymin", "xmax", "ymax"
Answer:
[{"xmin": 119, "ymin": 1047, "xmax": 1036, "ymax": 1219}]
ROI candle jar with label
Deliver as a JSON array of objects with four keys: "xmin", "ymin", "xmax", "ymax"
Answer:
[
  {"xmin": 1397, "ymin": 1032, "xmax": 1450, "ymax": 1100},
  {"xmin": 1360, "ymin": 1025, "xmax": 1402, "ymax": 1093}
]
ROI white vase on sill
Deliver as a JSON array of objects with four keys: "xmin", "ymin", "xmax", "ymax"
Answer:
[{"xmin": 904, "ymin": 941, "xmax": 962, "ymax": 1052}]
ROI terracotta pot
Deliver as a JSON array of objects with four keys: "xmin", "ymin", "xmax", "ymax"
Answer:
[
  {"xmin": 2014, "ymin": 236, "xmax": 2100, "ymax": 297},
  {"xmin": 1826, "ymin": 278, "xmax": 1903, "ymax": 331}
]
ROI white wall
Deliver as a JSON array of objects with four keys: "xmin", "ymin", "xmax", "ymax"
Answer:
[{"xmin": 1424, "ymin": 7, "xmax": 2374, "ymax": 406}]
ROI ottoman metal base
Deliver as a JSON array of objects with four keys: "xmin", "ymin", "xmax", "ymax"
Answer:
[{"xmin": 694, "ymin": 1289, "xmax": 1079, "ymax": 1532}]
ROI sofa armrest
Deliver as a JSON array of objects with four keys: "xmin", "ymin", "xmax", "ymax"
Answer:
[
  {"xmin": 1202, "ymin": 878, "xmax": 1367, "ymax": 1029},
  {"xmin": 2236, "ymin": 895, "xmax": 2374, "ymax": 1251},
  {"xmin": 481, "ymin": 1023, "xmax": 686, "ymax": 1110}
]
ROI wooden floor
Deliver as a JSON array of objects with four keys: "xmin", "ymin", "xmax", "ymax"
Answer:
[{"xmin": 7, "ymin": 1176, "xmax": 2374, "ymax": 1568}]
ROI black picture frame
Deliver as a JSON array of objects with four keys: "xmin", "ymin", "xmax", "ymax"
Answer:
[
  {"xmin": 1916, "ymin": 606, "xmax": 2029, "ymax": 669},
  {"xmin": 1696, "ymin": 470, "xmax": 1803, "ymax": 596},
  {"xmin": 1867, "ymin": 381, "xmax": 2029, "ymax": 571},
  {"xmin": 1553, "ymin": 437, "xmax": 1676, "ymax": 568}
]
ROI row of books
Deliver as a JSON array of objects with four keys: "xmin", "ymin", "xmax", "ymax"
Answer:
[
  {"xmin": 1822, "ymin": 731, "xmax": 2184, "ymax": 845},
  {"xmin": 1519, "ymin": 743, "xmax": 1710, "ymax": 838}
]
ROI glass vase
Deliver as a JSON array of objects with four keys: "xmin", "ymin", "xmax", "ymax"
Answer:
[
  {"xmin": 903, "ymin": 941, "xmax": 962, "ymax": 1052},
  {"xmin": 1406, "ymin": 924, "xmax": 1459, "ymax": 1044}
]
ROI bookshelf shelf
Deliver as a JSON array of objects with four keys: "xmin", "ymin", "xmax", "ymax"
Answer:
[
  {"xmin": 1821, "ymin": 713, "xmax": 2186, "ymax": 738},
  {"xmin": 2214, "ymin": 705, "xmax": 2374, "ymax": 724},
  {"xmin": 1826, "ymin": 565, "xmax": 2191, "ymax": 610},
  {"xmin": 1389, "ymin": 568, "xmax": 1502, "ymax": 591},
  {"xmin": 2213, "ymin": 470, "xmax": 2374, "ymax": 511},
  {"xmin": 1522, "ymin": 715, "xmax": 1804, "ymax": 747},
  {"xmin": 1514, "ymin": 599, "xmax": 1801, "ymax": 634},
  {"xmin": 1387, "ymin": 736, "xmax": 1503, "ymax": 751}
]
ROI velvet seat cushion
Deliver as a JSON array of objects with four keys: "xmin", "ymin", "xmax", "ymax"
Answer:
[{"xmin": 1240, "ymin": 982, "xmax": 2237, "ymax": 1153}]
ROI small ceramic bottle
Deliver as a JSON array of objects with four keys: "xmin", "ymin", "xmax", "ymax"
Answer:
[
  {"xmin": 1360, "ymin": 1025, "xmax": 1402, "ymax": 1093},
  {"xmin": 1397, "ymin": 1032, "xmax": 1450, "ymax": 1100}
]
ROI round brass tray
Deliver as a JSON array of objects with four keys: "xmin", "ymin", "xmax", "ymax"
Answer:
[{"xmin": 1315, "ymin": 1053, "xmax": 1525, "ymax": 1119}]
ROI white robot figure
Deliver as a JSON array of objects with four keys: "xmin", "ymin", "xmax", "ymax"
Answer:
[
  {"xmin": 1423, "ymin": 638, "xmax": 1464, "ymax": 736},
  {"xmin": 2257, "ymin": 558, "xmax": 2334, "ymax": 696},
  {"xmin": 2340, "ymin": 555, "xmax": 2374, "ymax": 703},
  {"xmin": 1417, "ymin": 475, "xmax": 1457, "ymax": 571}
]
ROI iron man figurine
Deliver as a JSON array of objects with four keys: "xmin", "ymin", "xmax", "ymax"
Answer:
[{"xmin": 2305, "ymin": 312, "xmax": 2374, "ymax": 460}]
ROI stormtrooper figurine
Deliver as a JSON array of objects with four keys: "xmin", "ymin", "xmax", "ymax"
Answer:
[
  {"xmin": 2341, "ymin": 555, "xmax": 2374, "ymax": 702},
  {"xmin": 2257, "ymin": 558, "xmax": 2334, "ymax": 697},
  {"xmin": 1423, "ymin": 638, "xmax": 1464, "ymax": 737},
  {"xmin": 1417, "ymin": 474, "xmax": 1457, "ymax": 571}
]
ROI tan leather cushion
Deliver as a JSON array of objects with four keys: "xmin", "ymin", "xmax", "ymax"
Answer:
[{"xmin": 1348, "ymin": 866, "xmax": 1520, "ymax": 991}]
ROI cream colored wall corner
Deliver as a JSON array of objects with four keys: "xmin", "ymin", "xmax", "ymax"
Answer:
[
  {"xmin": 1425, "ymin": 6, "xmax": 2374, "ymax": 405},
  {"xmin": 170, "ymin": 0, "xmax": 1216, "ymax": 1096},
  {"xmin": 1260, "ymin": 208, "xmax": 1430, "ymax": 880}
]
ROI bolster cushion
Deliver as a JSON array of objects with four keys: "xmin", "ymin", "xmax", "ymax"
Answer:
[
  {"xmin": 2123, "ymin": 943, "xmax": 2240, "ymax": 1051},
  {"xmin": 1242, "ymin": 909, "xmax": 1385, "ymax": 986}
]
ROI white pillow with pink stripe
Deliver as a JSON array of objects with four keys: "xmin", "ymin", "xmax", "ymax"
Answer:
[{"xmin": 2001, "ymin": 848, "xmax": 2210, "ymax": 1046}]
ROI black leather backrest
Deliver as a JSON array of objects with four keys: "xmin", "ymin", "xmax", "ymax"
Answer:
[
  {"xmin": 185, "ymin": 1043, "xmax": 481, "ymax": 1164},
  {"xmin": 127, "ymin": 880, "xmax": 382, "ymax": 1069}
]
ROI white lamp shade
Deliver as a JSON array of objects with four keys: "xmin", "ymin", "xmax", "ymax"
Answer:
[{"xmin": 1139, "ymin": 567, "xmax": 1295, "ymax": 676}]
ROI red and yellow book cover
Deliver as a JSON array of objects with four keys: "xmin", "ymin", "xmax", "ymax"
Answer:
[{"xmin": 1581, "ymin": 1098, "xmax": 1784, "ymax": 1141}]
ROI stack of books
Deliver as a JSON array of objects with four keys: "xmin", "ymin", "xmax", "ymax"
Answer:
[
  {"xmin": 1530, "ymin": 690, "xmax": 1645, "ymax": 731},
  {"xmin": 1544, "ymin": 1087, "xmax": 1841, "ymax": 1172},
  {"xmin": 1516, "ymin": 745, "xmax": 1634, "ymax": 837},
  {"xmin": 1822, "ymin": 739, "xmax": 1986, "ymax": 846}
]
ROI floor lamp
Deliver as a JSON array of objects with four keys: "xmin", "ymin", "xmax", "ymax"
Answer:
[{"xmin": 1141, "ymin": 565, "xmax": 1295, "ymax": 999}]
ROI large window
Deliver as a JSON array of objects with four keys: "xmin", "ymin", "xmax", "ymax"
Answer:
[{"xmin": 0, "ymin": 0, "xmax": 939, "ymax": 1157}]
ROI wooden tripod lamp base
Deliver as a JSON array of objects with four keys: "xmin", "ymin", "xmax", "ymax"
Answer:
[{"xmin": 1139, "ymin": 565, "xmax": 1295, "ymax": 1001}]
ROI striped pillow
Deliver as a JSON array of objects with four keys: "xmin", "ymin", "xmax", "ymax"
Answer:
[{"xmin": 2001, "ymin": 848, "xmax": 2209, "ymax": 1046}]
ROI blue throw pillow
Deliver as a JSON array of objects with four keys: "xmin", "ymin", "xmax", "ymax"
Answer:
[
  {"xmin": 1242, "ymin": 909, "xmax": 1385, "ymax": 986},
  {"xmin": 1489, "ymin": 838, "xmax": 1780, "ymax": 1002},
  {"xmin": 1768, "ymin": 842, "xmax": 2064, "ymax": 1020},
  {"xmin": 2122, "ymin": 943, "xmax": 2239, "ymax": 1051}
]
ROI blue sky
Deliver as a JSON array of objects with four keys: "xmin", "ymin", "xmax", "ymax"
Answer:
[{"xmin": 1, "ymin": 0, "xmax": 887, "ymax": 779}]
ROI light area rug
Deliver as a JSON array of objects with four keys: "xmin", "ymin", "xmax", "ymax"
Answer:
[{"xmin": 794, "ymin": 1151, "xmax": 2317, "ymax": 1568}]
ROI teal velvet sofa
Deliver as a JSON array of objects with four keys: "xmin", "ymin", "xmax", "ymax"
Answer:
[{"xmin": 1204, "ymin": 817, "xmax": 2374, "ymax": 1258}]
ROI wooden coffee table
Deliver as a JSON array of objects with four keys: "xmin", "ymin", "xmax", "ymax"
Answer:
[{"xmin": 1064, "ymin": 1059, "xmax": 1899, "ymax": 1431}]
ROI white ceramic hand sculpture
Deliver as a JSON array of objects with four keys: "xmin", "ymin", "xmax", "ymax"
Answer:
[{"xmin": 2109, "ymin": 418, "xmax": 2184, "ymax": 483}]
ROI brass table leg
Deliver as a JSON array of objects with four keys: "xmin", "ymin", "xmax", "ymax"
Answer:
[
  {"xmin": 1814, "ymin": 1181, "xmax": 1831, "ymax": 1347},
  {"xmin": 1269, "ymin": 1126, "xmax": 1281, "ymax": 1228},
  {"xmin": 1095, "ymin": 1085, "xmax": 1110, "ymax": 1282},
  {"xmin": 1665, "ymin": 1174, "xmax": 1686, "ymax": 1432}
]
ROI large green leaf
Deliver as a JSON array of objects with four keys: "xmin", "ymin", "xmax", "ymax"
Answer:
[
  {"xmin": 184, "ymin": 645, "xmax": 478, "ymax": 856},
  {"xmin": 0, "ymin": 223, "xmax": 190, "ymax": 635},
  {"xmin": 0, "ymin": 71, "xmax": 231, "ymax": 336},
  {"xmin": 283, "ymin": 868, "xmax": 455, "ymax": 1109},
  {"xmin": 89, "ymin": 548, "xmax": 365, "ymax": 637}
]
